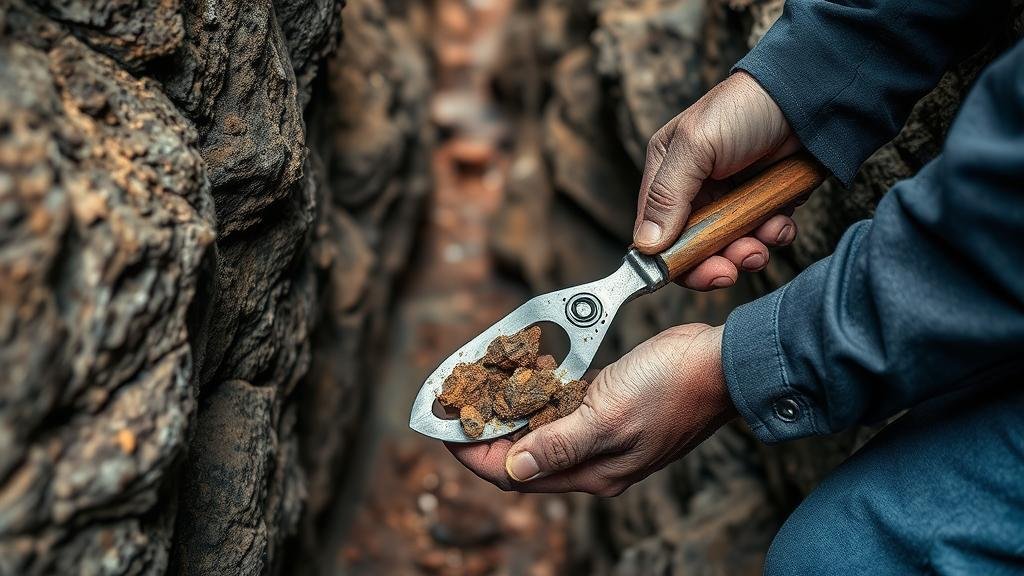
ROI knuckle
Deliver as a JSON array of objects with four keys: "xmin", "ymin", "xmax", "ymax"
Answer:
[
  {"xmin": 646, "ymin": 134, "xmax": 658, "ymax": 153},
  {"xmin": 674, "ymin": 115, "xmax": 705, "ymax": 145},
  {"xmin": 645, "ymin": 179, "xmax": 680, "ymax": 215},
  {"xmin": 578, "ymin": 393, "xmax": 605, "ymax": 422},
  {"xmin": 581, "ymin": 394, "xmax": 639, "ymax": 451},
  {"xmin": 543, "ymin": 430, "xmax": 580, "ymax": 470},
  {"xmin": 580, "ymin": 390, "xmax": 624, "ymax": 433},
  {"xmin": 647, "ymin": 130, "xmax": 669, "ymax": 157},
  {"xmin": 676, "ymin": 118, "xmax": 716, "ymax": 164}
]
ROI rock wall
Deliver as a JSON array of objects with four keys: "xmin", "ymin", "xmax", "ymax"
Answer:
[
  {"xmin": 0, "ymin": 0, "xmax": 429, "ymax": 573},
  {"xmin": 488, "ymin": 0, "xmax": 1024, "ymax": 573}
]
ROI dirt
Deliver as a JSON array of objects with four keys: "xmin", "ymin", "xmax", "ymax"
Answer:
[
  {"xmin": 439, "ymin": 326, "xmax": 589, "ymax": 438},
  {"xmin": 340, "ymin": 439, "xmax": 571, "ymax": 575},
  {"xmin": 528, "ymin": 405, "xmax": 560, "ymax": 430}
]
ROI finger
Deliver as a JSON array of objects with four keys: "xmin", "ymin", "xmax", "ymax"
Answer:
[
  {"xmin": 504, "ymin": 408, "xmax": 609, "ymax": 482},
  {"xmin": 677, "ymin": 255, "xmax": 739, "ymax": 291},
  {"xmin": 504, "ymin": 454, "xmax": 635, "ymax": 497},
  {"xmin": 721, "ymin": 236, "xmax": 769, "ymax": 272},
  {"xmin": 633, "ymin": 127, "xmax": 670, "ymax": 240},
  {"xmin": 635, "ymin": 122, "xmax": 712, "ymax": 254},
  {"xmin": 446, "ymin": 439, "xmax": 514, "ymax": 489},
  {"xmin": 753, "ymin": 214, "xmax": 797, "ymax": 246}
]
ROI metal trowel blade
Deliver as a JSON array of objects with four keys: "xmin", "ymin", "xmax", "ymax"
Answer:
[{"xmin": 409, "ymin": 249, "xmax": 665, "ymax": 442}]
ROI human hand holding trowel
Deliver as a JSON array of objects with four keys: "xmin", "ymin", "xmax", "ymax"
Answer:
[{"xmin": 410, "ymin": 72, "xmax": 820, "ymax": 494}]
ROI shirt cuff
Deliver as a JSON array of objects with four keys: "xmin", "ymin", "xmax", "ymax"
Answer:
[
  {"xmin": 722, "ymin": 283, "xmax": 825, "ymax": 444},
  {"xmin": 733, "ymin": 54, "xmax": 856, "ymax": 187}
]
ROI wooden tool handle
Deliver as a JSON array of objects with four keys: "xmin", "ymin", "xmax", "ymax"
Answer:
[{"xmin": 658, "ymin": 152, "xmax": 827, "ymax": 279}]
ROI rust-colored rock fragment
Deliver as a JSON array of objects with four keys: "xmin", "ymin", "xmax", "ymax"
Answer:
[
  {"xmin": 482, "ymin": 326, "xmax": 541, "ymax": 370},
  {"xmin": 443, "ymin": 327, "xmax": 587, "ymax": 437},
  {"xmin": 493, "ymin": 391, "xmax": 513, "ymax": 421},
  {"xmin": 460, "ymin": 406, "xmax": 486, "ymax": 438},
  {"xmin": 555, "ymin": 379, "xmax": 588, "ymax": 417},
  {"xmin": 501, "ymin": 368, "xmax": 559, "ymax": 419},
  {"xmin": 528, "ymin": 404, "xmax": 559, "ymax": 430},
  {"xmin": 534, "ymin": 354, "xmax": 558, "ymax": 371},
  {"xmin": 439, "ymin": 363, "xmax": 490, "ymax": 408}
]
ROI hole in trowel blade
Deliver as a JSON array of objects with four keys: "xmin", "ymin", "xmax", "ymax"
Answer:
[
  {"xmin": 528, "ymin": 320, "xmax": 570, "ymax": 366},
  {"xmin": 432, "ymin": 398, "xmax": 460, "ymax": 420}
]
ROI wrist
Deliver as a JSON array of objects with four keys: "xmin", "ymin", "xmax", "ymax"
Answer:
[
  {"xmin": 731, "ymin": 70, "xmax": 792, "ymax": 140},
  {"xmin": 697, "ymin": 325, "xmax": 738, "ymax": 421}
]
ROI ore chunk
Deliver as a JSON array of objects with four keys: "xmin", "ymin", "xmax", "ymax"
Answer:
[
  {"xmin": 528, "ymin": 404, "xmax": 559, "ymax": 430},
  {"xmin": 510, "ymin": 367, "xmax": 534, "ymax": 385},
  {"xmin": 493, "ymin": 390, "xmax": 513, "ymax": 420},
  {"xmin": 534, "ymin": 354, "xmax": 558, "ymax": 371},
  {"xmin": 482, "ymin": 326, "xmax": 541, "ymax": 370},
  {"xmin": 485, "ymin": 371, "xmax": 505, "ymax": 396},
  {"xmin": 460, "ymin": 406, "xmax": 486, "ymax": 438},
  {"xmin": 500, "ymin": 368, "xmax": 559, "ymax": 419},
  {"xmin": 555, "ymin": 379, "xmax": 588, "ymax": 417},
  {"xmin": 439, "ymin": 363, "xmax": 489, "ymax": 408},
  {"xmin": 475, "ymin": 397, "xmax": 494, "ymax": 421},
  {"xmin": 439, "ymin": 328, "xmax": 588, "ymax": 432}
]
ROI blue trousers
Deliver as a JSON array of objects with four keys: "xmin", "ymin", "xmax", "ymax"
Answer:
[{"xmin": 765, "ymin": 382, "xmax": 1024, "ymax": 574}]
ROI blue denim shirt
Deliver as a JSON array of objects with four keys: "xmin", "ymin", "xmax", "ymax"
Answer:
[{"xmin": 722, "ymin": 0, "xmax": 1024, "ymax": 443}]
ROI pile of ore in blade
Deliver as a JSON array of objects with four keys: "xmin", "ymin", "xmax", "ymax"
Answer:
[{"xmin": 438, "ymin": 326, "xmax": 588, "ymax": 438}]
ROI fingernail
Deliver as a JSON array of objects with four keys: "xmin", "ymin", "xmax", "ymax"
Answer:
[
  {"xmin": 711, "ymin": 276, "xmax": 733, "ymax": 288},
  {"xmin": 776, "ymin": 224, "xmax": 794, "ymax": 244},
  {"xmin": 506, "ymin": 451, "xmax": 541, "ymax": 482},
  {"xmin": 741, "ymin": 253, "xmax": 765, "ymax": 270},
  {"xmin": 636, "ymin": 220, "xmax": 662, "ymax": 246}
]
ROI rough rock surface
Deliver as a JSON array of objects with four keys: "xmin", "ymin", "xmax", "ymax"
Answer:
[
  {"xmin": 0, "ymin": 0, "xmax": 430, "ymax": 573},
  {"xmin": 296, "ymin": 0, "xmax": 431, "ymax": 562},
  {"xmin": 0, "ymin": 4, "xmax": 214, "ymax": 573},
  {"xmin": 439, "ymin": 362, "xmax": 491, "ymax": 410},
  {"xmin": 488, "ymin": 0, "xmax": 1024, "ymax": 573},
  {"xmin": 482, "ymin": 325, "xmax": 541, "ymax": 370}
]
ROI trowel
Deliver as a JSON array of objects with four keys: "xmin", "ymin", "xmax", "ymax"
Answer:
[{"xmin": 410, "ymin": 153, "xmax": 826, "ymax": 442}]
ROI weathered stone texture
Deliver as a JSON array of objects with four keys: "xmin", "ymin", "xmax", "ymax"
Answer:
[
  {"xmin": 298, "ymin": 0, "xmax": 431, "ymax": 551},
  {"xmin": 172, "ymin": 380, "xmax": 280, "ymax": 575},
  {"xmin": 0, "ymin": 3, "xmax": 214, "ymax": 573},
  {"xmin": 0, "ymin": 0, "xmax": 429, "ymax": 573},
  {"xmin": 29, "ymin": 0, "xmax": 185, "ymax": 70}
]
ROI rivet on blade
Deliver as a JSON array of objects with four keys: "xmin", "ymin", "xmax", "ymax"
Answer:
[{"xmin": 565, "ymin": 293, "xmax": 602, "ymax": 327}]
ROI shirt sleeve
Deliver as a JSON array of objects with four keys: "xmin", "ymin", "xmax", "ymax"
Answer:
[
  {"xmin": 722, "ymin": 40, "xmax": 1024, "ymax": 444},
  {"xmin": 734, "ymin": 0, "xmax": 1001, "ymax": 185}
]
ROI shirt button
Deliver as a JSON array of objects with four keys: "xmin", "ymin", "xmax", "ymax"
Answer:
[{"xmin": 773, "ymin": 397, "xmax": 801, "ymax": 422}]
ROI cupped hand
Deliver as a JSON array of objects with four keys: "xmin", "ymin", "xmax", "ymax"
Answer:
[
  {"xmin": 446, "ymin": 324, "xmax": 736, "ymax": 496},
  {"xmin": 635, "ymin": 71, "xmax": 804, "ymax": 291}
]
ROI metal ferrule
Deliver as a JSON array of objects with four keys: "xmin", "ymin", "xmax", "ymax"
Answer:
[{"xmin": 624, "ymin": 248, "xmax": 668, "ymax": 294}]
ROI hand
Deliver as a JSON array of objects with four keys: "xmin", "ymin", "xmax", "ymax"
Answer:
[
  {"xmin": 635, "ymin": 71, "xmax": 804, "ymax": 291},
  {"xmin": 446, "ymin": 324, "xmax": 736, "ymax": 496}
]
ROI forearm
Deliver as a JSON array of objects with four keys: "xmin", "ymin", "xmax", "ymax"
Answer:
[
  {"xmin": 736, "ymin": 0, "xmax": 1002, "ymax": 185},
  {"xmin": 723, "ymin": 42, "xmax": 1024, "ymax": 443}
]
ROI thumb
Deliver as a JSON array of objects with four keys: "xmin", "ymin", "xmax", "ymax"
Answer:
[
  {"xmin": 504, "ymin": 409, "xmax": 605, "ymax": 482},
  {"xmin": 635, "ymin": 123, "xmax": 712, "ymax": 254}
]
